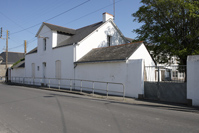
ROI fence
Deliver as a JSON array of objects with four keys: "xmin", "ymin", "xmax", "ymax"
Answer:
[
  {"xmin": 144, "ymin": 65, "xmax": 186, "ymax": 82},
  {"xmin": 9, "ymin": 77, "xmax": 125, "ymax": 100}
]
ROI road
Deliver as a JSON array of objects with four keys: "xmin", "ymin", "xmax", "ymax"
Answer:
[{"xmin": 0, "ymin": 83, "xmax": 198, "ymax": 133}]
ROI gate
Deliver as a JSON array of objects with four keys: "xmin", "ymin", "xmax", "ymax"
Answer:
[{"xmin": 144, "ymin": 65, "xmax": 187, "ymax": 104}]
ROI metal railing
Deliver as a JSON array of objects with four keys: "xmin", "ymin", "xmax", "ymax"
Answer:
[
  {"xmin": 144, "ymin": 65, "xmax": 186, "ymax": 83},
  {"xmin": 10, "ymin": 77, "xmax": 125, "ymax": 100}
]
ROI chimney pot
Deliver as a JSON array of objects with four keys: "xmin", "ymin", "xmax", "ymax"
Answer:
[{"xmin": 103, "ymin": 12, "xmax": 114, "ymax": 22}]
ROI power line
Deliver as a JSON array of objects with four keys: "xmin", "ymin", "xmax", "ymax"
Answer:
[
  {"xmin": 8, "ymin": 37, "xmax": 37, "ymax": 50},
  {"xmin": 0, "ymin": 12, "xmax": 35, "ymax": 35},
  {"xmin": 8, "ymin": 0, "xmax": 122, "ymax": 51},
  {"xmin": 63, "ymin": 0, "xmax": 122, "ymax": 25},
  {"xmin": 10, "ymin": 0, "xmax": 90, "ymax": 35}
]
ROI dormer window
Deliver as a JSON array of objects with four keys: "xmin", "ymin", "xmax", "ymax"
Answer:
[
  {"xmin": 107, "ymin": 35, "xmax": 112, "ymax": 47},
  {"xmin": 43, "ymin": 38, "xmax": 47, "ymax": 51}
]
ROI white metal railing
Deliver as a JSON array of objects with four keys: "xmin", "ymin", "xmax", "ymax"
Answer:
[{"xmin": 10, "ymin": 77, "xmax": 125, "ymax": 100}]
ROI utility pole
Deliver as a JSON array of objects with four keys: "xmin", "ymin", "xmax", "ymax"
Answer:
[
  {"xmin": 113, "ymin": 0, "xmax": 115, "ymax": 20},
  {"xmin": 0, "ymin": 27, "xmax": 2, "ymax": 38},
  {"xmin": 6, "ymin": 30, "xmax": 8, "ymax": 70},
  {"xmin": 24, "ymin": 40, "xmax": 27, "ymax": 57}
]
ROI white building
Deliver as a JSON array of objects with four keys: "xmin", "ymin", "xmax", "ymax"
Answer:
[
  {"xmin": 12, "ymin": 13, "xmax": 155, "ymax": 98},
  {"xmin": 145, "ymin": 44, "xmax": 186, "ymax": 82}
]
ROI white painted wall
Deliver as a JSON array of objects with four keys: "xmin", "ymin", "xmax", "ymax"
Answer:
[
  {"xmin": 129, "ymin": 43, "xmax": 156, "ymax": 81},
  {"xmin": 75, "ymin": 21, "xmax": 126, "ymax": 61},
  {"xmin": 11, "ymin": 68, "xmax": 25, "ymax": 77},
  {"xmin": 129, "ymin": 43, "xmax": 155, "ymax": 66},
  {"xmin": 187, "ymin": 55, "xmax": 199, "ymax": 106},
  {"xmin": 75, "ymin": 59, "xmax": 144, "ymax": 98},
  {"xmin": 25, "ymin": 25, "xmax": 74, "ymax": 79}
]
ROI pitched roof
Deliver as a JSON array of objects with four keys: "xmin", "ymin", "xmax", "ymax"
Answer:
[
  {"xmin": 125, "ymin": 37, "xmax": 134, "ymax": 43},
  {"xmin": 75, "ymin": 41, "xmax": 143, "ymax": 64},
  {"xmin": 56, "ymin": 21, "xmax": 104, "ymax": 47},
  {"xmin": 12, "ymin": 60, "xmax": 25, "ymax": 68},
  {"xmin": 43, "ymin": 22, "xmax": 76, "ymax": 35},
  {"xmin": 26, "ymin": 47, "xmax": 37, "ymax": 55},
  {"xmin": 0, "ymin": 52, "xmax": 24, "ymax": 64}
]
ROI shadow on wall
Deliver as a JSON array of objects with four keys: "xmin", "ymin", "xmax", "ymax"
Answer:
[{"xmin": 98, "ymin": 26, "xmax": 125, "ymax": 48}]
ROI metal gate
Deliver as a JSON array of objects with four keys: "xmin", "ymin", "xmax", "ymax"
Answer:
[{"xmin": 144, "ymin": 65, "xmax": 187, "ymax": 104}]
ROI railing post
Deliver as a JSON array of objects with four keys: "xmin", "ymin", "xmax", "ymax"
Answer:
[
  {"xmin": 70, "ymin": 79, "xmax": 72, "ymax": 91},
  {"xmin": 92, "ymin": 81, "xmax": 94, "ymax": 96},
  {"xmin": 49, "ymin": 79, "xmax": 50, "ymax": 88},
  {"xmin": 106, "ymin": 82, "xmax": 109, "ymax": 99},
  {"xmin": 58, "ymin": 80, "xmax": 60, "ymax": 90},
  {"xmin": 123, "ymin": 84, "xmax": 125, "ymax": 101},
  {"xmin": 80, "ymin": 80, "xmax": 82, "ymax": 92}
]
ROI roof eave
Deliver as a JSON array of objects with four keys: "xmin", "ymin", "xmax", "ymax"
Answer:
[
  {"xmin": 74, "ymin": 59, "xmax": 126, "ymax": 64},
  {"xmin": 35, "ymin": 22, "xmax": 45, "ymax": 37}
]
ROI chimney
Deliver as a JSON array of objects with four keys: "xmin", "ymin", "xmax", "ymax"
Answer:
[{"xmin": 103, "ymin": 12, "xmax": 114, "ymax": 22}]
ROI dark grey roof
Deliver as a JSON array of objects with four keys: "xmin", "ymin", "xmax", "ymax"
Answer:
[
  {"xmin": 28, "ymin": 21, "xmax": 105, "ymax": 53},
  {"xmin": 56, "ymin": 21, "xmax": 104, "ymax": 47},
  {"xmin": 75, "ymin": 41, "xmax": 143, "ymax": 63},
  {"xmin": 0, "ymin": 52, "xmax": 24, "ymax": 64},
  {"xmin": 44, "ymin": 22, "xmax": 76, "ymax": 35},
  {"xmin": 125, "ymin": 37, "xmax": 134, "ymax": 43},
  {"xmin": 26, "ymin": 47, "xmax": 37, "ymax": 55},
  {"xmin": 13, "ymin": 60, "xmax": 25, "ymax": 68}
]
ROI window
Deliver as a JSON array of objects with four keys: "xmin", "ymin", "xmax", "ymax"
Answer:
[
  {"xmin": 179, "ymin": 72, "xmax": 184, "ymax": 77},
  {"xmin": 107, "ymin": 35, "xmax": 112, "ymax": 47},
  {"xmin": 43, "ymin": 38, "xmax": 47, "ymax": 51},
  {"xmin": 172, "ymin": 71, "xmax": 178, "ymax": 78},
  {"xmin": 55, "ymin": 60, "xmax": 61, "ymax": 79}
]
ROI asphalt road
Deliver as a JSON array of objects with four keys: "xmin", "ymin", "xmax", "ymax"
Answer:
[{"xmin": 0, "ymin": 83, "xmax": 198, "ymax": 133}]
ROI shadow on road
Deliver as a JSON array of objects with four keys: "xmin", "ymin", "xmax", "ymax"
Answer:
[{"xmin": 47, "ymin": 93, "xmax": 199, "ymax": 114}]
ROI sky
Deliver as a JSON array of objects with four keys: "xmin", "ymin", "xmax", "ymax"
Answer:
[{"xmin": 0, "ymin": 0, "xmax": 143, "ymax": 53}]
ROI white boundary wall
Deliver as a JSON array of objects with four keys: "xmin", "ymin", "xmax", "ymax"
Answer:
[
  {"xmin": 75, "ymin": 59, "xmax": 144, "ymax": 98},
  {"xmin": 11, "ymin": 68, "xmax": 25, "ymax": 78},
  {"xmin": 187, "ymin": 55, "xmax": 199, "ymax": 106}
]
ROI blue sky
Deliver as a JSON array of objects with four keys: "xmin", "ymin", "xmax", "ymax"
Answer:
[{"xmin": 0, "ymin": 0, "xmax": 143, "ymax": 53}]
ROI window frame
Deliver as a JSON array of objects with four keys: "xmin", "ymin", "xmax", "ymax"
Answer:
[
  {"xmin": 43, "ymin": 38, "xmax": 47, "ymax": 51},
  {"xmin": 107, "ymin": 35, "xmax": 112, "ymax": 47}
]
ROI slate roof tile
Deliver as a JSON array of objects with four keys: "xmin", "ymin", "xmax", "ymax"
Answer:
[
  {"xmin": 0, "ymin": 52, "xmax": 24, "ymax": 64},
  {"xmin": 75, "ymin": 41, "xmax": 143, "ymax": 63}
]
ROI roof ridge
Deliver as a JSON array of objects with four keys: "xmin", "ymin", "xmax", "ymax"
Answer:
[
  {"xmin": 93, "ymin": 41, "xmax": 144, "ymax": 50},
  {"xmin": 76, "ymin": 21, "xmax": 103, "ymax": 30},
  {"xmin": 1, "ymin": 51, "xmax": 24, "ymax": 54},
  {"xmin": 43, "ymin": 22, "xmax": 76, "ymax": 31}
]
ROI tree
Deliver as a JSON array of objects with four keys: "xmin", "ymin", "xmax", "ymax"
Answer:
[{"xmin": 132, "ymin": 0, "xmax": 199, "ymax": 65}]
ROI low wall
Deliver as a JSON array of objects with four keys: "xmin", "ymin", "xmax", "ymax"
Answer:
[
  {"xmin": 144, "ymin": 82, "xmax": 187, "ymax": 104},
  {"xmin": 187, "ymin": 55, "xmax": 199, "ymax": 106},
  {"xmin": 75, "ymin": 59, "xmax": 144, "ymax": 98},
  {"xmin": 11, "ymin": 68, "xmax": 25, "ymax": 78}
]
